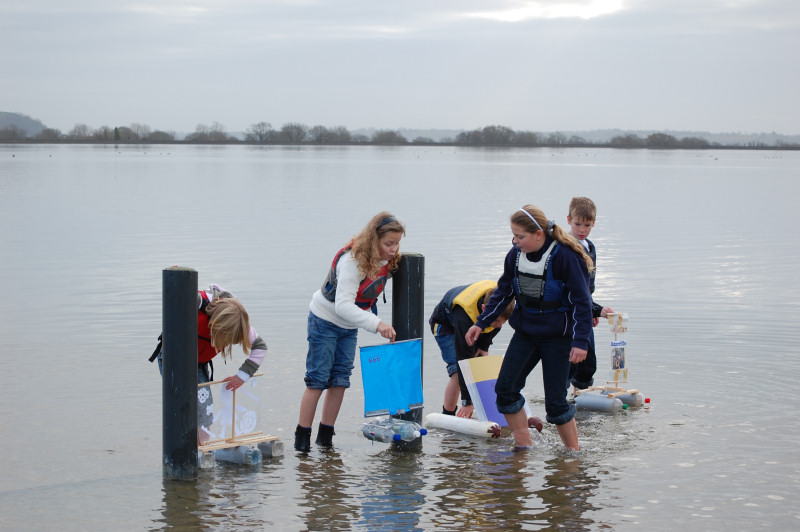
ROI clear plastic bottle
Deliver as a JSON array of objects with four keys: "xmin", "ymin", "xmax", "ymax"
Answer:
[
  {"xmin": 197, "ymin": 449, "xmax": 216, "ymax": 469},
  {"xmin": 360, "ymin": 417, "xmax": 427, "ymax": 443},
  {"xmin": 214, "ymin": 445, "xmax": 262, "ymax": 465},
  {"xmin": 391, "ymin": 419, "xmax": 427, "ymax": 440},
  {"xmin": 574, "ymin": 393, "xmax": 623, "ymax": 412},
  {"xmin": 361, "ymin": 419, "xmax": 398, "ymax": 442}
]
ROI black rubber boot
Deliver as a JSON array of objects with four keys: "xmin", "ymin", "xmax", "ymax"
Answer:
[
  {"xmin": 315, "ymin": 423, "xmax": 335, "ymax": 448},
  {"xmin": 442, "ymin": 405, "xmax": 457, "ymax": 416},
  {"xmin": 294, "ymin": 425, "xmax": 312, "ymax": 453}
]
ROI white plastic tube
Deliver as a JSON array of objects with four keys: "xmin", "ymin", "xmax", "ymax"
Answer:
[{"xmin": 424, "ymin": 413, "xmax": 501, "ymax": 438}]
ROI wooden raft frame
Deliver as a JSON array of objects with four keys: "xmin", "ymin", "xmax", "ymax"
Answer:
[
  {"xmin": 574, "ymin": 385, "xmax": 639, "ymax": 399},
  {"xmin": 197, "ymin": 373, "xmax": 279, "ymax": 452}
]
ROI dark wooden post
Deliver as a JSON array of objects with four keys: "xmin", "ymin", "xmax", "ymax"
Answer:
[
  {"xmin": 162, "ymin": 267, "xmax": 198, "ymax": 480},
  {"xmin": 391, "ymin": 253, "xmax": 425, "ymax": 450}
]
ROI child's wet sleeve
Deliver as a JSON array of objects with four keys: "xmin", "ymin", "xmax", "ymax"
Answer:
[{"xmin": 237, "ymin": 327, "xmax": 267, "ymax": 379}]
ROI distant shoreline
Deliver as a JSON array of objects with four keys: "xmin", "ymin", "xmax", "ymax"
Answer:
[
  {"xmin": 2, "ymin": 113, "xmax": 799, "ymax": 149},
  {"xmin": 1, "ymin": 139, "xmax": 798, "ymax": 150}
]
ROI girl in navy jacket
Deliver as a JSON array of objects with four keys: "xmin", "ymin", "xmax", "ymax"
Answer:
[{"xmin": 466, "ymin": 205, "xmax": 593, "ymax": 450}]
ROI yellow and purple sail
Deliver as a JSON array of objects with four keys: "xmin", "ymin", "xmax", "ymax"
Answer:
[{"xmin": 458, "ymin": 355, "xmax": 509, "ymax": 426}]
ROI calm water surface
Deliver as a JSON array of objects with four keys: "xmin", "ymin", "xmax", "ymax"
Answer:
[{"xmin": 1, "ymin": 144, "xmax": 798, "ymax": 531}]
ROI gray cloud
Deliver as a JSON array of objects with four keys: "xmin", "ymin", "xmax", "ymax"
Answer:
[{"xmin": 2, "ymin": 0, "xmax": 798, "ymax": 134}]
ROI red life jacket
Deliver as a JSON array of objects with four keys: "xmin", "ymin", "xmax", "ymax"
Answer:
[
  {"xmin": 147, "ymin": 290, "xmax": 217, "ymax": 373},
  {"xmin": 197, "ymin": 291, "xmax": 217, "ymax": 363},
  {"xmin": 320, "ymin": 246, "xmax": 390, "ymax": 310}
]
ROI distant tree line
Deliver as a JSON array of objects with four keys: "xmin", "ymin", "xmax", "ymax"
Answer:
[{"xmin": 1, "ymin": 121, "xmax": 798, "ymax": 149}]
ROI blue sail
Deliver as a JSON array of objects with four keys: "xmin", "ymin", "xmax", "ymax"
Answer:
[{"xmin": 360, "ymin": 339, "xmax": 423, "ymax": 417}]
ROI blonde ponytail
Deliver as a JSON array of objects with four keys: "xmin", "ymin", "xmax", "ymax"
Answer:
[{"xmin": 551, "ymin": 224, "xmax": 594, "ymax": 272}]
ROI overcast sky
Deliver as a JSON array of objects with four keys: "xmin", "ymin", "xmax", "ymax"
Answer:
[{"xmin": 2, "ymin": 1, "xmax": 798, "ymax": 135}]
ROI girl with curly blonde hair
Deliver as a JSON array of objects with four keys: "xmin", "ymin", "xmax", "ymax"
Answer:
[{"xmin": 295, "ymin": 212, "xmax": 405, "ymax": 452}]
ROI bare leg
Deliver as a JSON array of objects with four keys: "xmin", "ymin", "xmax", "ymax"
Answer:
[
  {"xmin": 298, "ymin": 388, "xmax": 323, "ymax": 428},
  {"xmin": 504, "ymin": 409, "xmax": 533, "ymax": 448},
  {"xmin": 320, "ymin": 386, "xmax": 346, "ymax": 426},
  {"xmin": 556, "ymin": 418, "xmax": 580, "ymax": 450},
  {"xmin": 443, "ymin": 374, "xmax": 460, "ymax": 412}
]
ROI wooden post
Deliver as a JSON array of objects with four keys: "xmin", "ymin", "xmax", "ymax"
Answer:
[
  {"xmin": 391, "ymin": 253, "xmax": 425, "ymax": 450},
  {"xmin": 162, "ymin": 267, "xmax": 198, "ymax": 480}
]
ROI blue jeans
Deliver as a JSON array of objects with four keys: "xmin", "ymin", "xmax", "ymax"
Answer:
[
  {"xmin": 157, "ymin": 352, "xmax": 214, "ymax": 428},
  {"xmin": 304, "ymin": 312, "xmax": 359, "ymax": 390},
  {"xmin": 435, "ymin": 332, "xmax": 458, "ymax": 377},
  {"xmin": 495, "ymin": 332, "xmax": 575, "ymax": 425}
]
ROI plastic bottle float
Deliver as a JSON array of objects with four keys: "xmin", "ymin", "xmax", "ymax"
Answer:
[{"xmin": 360, "ymin": 417, "xmax": 428, "ymax": 443}]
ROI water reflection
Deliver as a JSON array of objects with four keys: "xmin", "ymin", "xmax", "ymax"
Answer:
[
  {"xmin": 354, "ymin": 449, "xmax": 426, "ymax": 531},
  {"xmin": 296, "ymin": 451, "xmax": 360, "ymax": 531},
  {"xmin": 423, "ymin": 435, "xmax": 599, "ymax": 530},
  {"xmin": 155, "ymin": 467, "xmax": 280, "ymax": 531},
  {"xmin": 154, "ymin": 479, "xmax": 215, "ymax": 530},
  {"xmin": 432, "ymin": 446, "xmax": 535, "ymax": 529},
  {"xmin": 531, "ymin": 457, "xmax": 599, "ymax": 531}
]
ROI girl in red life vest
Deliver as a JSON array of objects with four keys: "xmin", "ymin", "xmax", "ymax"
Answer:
[
  {"xmin": 200, "ymin": 285, "xmax": 268, "ymax": 391},
  {"xmin": 295, "ymin": 212, "xmax": 405, "ymax": 453}
]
